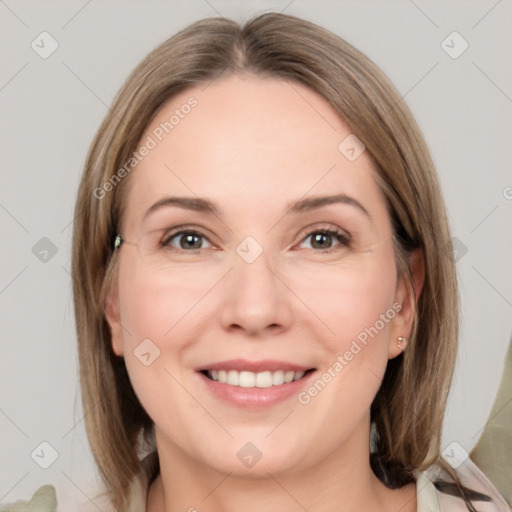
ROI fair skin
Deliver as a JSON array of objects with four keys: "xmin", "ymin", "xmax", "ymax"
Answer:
[{"xmin": 106, "ymin": 74, "xmax": 424, "ymax": 512}]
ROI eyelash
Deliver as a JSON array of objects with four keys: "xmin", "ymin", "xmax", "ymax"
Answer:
[{"xmin": 159, "ymin": 225, "xmax": 351, "ymax": 253}]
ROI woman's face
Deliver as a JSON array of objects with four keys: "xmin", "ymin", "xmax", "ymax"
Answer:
[{"xmin": 107, "ymin": 74, "xmax": 416, "ymax": 477}]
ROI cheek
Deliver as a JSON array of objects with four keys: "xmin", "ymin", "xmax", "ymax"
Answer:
[
  {"xmin": 292, "ymin": 253, "xmax": 398, "ymax": 428},
  {"xmin": 117, "ymin": 255, "xmax": 219, "ymax": 345},
  {"xmin": 290, "ymin": 247, "xmax": 398, "ymax": 355},
  {"xmin": 115, "ymin": 259, "xmax": 225, "ymax": 405},
  {"xmin": 290, "ymin": 252, "xmax": 398, "ymax": 417},
  {"xmin": 115, "ymin": 262, "xmax": 212, "ymax": 427}
]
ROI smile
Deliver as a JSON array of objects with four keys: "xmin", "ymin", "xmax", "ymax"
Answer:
[
  {"xmin": 196, "ymin": 359, "xmax": 316, "ymax": 407},
  {"xmin": 203, "ymin": 369, "xmax": 310, "ymax": 387}
]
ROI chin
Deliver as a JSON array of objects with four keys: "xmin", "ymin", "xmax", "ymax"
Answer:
[{"xmin": 188, "ymin": 435, "xmax": 307, "ymax": 478}]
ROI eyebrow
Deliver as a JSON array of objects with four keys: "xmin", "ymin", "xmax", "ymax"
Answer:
[
  {"xmin": 142, "ymin": 194, "xmax": 371, "ymax": 221},
  {"xmin": 288, "ymin": 194, "xmax": 370, "ymax": 218}
]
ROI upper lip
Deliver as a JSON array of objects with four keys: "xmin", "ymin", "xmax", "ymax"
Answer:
[{"xmin": 196, "ymin": 359, "xmax": 314, "ymax": 373}]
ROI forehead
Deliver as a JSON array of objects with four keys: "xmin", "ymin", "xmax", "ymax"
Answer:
[{"xmin": 122, "ymin": 74, "xmax": 382, "ymax": 227}]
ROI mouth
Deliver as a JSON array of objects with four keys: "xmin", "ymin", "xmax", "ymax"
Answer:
[
  {"xmin": 199, "ymin": 368, "xmax": 316, "ymax": 388},
  {"xmin": 196, "ymin": 358, "xmax": 316, "ymax": 389},
  {"xmin": 195, "ymin": 359, "xmax": 317, "ymax": 408}
]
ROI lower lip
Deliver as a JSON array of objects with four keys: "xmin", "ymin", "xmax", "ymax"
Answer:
[{"xmin": 197, "ymin": 371, "xmax": 315, "ymax": 409}]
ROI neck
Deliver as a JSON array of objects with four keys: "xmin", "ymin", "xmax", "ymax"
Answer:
[{"xmin": 147, "ymin": 419, "xmax": 416, "ymax": 512}]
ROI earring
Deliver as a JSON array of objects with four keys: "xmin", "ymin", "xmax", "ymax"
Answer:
[
  {"xmin": 397, "ymin": 336, "xmax": 407, "ymax": 349},
  {"xmin": 114, "ymin": 234, "xmax": 123, "ymax": 250}
]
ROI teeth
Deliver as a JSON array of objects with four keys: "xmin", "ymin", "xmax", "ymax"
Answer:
[
  {"xmin": 256, "ymin": 371, "xmax": 272, "ymax": 388},
  {"xmin": 284, "ymin": 370, "xmax": 295, "ymax": 383},
  {"xmin": 207, "ymin": 369, "xmax": 306, "ymax": 387},
  {"xmin": 272, "ymin": 370, "xmax": 285, "ymax": 385},
  {"xmin": 227, "ymin": 370, "xmax": 239, "ymax": 386},
  {"xmin": 239, "ymin": 371, "xmax": 255, "ymax": 387}
]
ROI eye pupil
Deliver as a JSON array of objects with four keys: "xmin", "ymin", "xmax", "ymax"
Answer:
[
  {"xmin": 181, "ymin": 233, "xmax": 202, "ymax": 249},
  {"xmin": 311, "ymin": 232, "xmax": 332, "ymax": 249}
]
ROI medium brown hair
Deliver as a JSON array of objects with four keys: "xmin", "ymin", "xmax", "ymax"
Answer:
[{"xmin": 72, "ymin": 12, "xmax": 464, "ymax": 510}]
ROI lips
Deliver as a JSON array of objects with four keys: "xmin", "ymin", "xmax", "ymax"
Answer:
[
  {"xmin": 195, "ymin": 359, "xmax": 316, "ymax": 389},
  {"xmin": 196, "ymin": 359, "xmax": 317, "ymax": 408}
]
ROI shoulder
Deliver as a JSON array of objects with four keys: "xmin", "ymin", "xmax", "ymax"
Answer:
[
  {"xmin": 8, "ymin": 458, "xmax": 507, "ymax": 512},
  {"xmin": 416, "ymin": 457, "xmax": 511, "ymax": 512},
  {"xmin": 64, "ymin": 476, "xmax": 147, "ymax": 512},
  {"xmin": 94, "ymin": 457, "xmax": 512, "ymax": 512},
  {"xmin": 60, "ymin": 454, "xmax": 154, "ymax": 512},
  {"xmin": 0, "ymin": 478, "xmax": 144, "ymax": 512}
]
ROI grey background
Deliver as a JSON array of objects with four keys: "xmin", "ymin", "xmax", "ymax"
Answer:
[{"xmin": 1, "ymin": 0, "xmax": 511, "ymax": 508}]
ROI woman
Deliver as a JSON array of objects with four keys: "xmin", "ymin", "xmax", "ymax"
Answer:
[{"xmin": 70, "ymin": 12, "xmax": 509, "ymax": 512}]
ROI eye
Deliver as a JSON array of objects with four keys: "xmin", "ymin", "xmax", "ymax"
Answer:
[
  {"xmin": 158, "ymin": 226, "xmax": 350, "ymax": 252},
  {"xmin": 160, "ymin": 229, "xmax": 214, "ymax": 251},
  {"xmin": 297, "ymin": 228, "xmax": 351, "ymax": 252}
]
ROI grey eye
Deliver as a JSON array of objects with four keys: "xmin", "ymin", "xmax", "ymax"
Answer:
[{"xmin": 163, "ymin": 230, "xmax": 212, "ymax": 250}]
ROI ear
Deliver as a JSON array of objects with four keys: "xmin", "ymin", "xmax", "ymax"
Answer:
[
  {"xmin": 388, "ymin": 248, "xmax": 425, "ymax": 359},
  {"xmin": 105, "ymin": 272, "xmax": 125, "ymax": 357}
]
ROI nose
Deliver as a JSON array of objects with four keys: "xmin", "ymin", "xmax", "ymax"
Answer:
[{"xmin": 218, "ymin": 248, "xmax": 293, "ymax": 338}]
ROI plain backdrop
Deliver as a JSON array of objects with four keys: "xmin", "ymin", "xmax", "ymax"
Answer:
[{"xmin": 1, "ymin": 0, "xmax": 511, "ymax": 508}]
